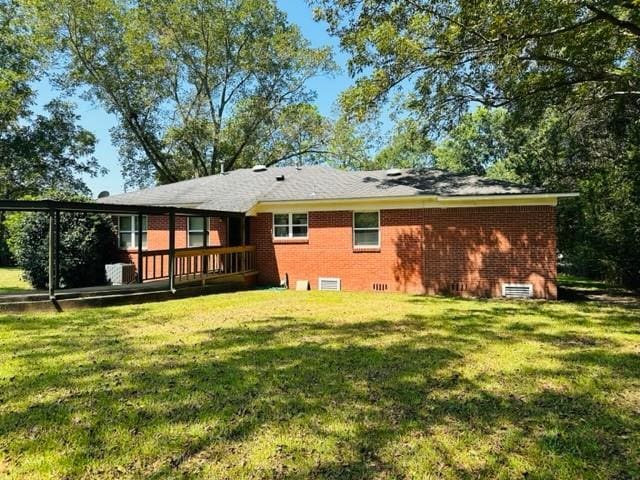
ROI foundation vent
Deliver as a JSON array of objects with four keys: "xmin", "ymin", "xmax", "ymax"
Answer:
[
  {"xmin": 319, "ymin": 277, "xmax": 341, "ymax": 291},
  {"xmin": 372, "ymin": 283, "xmax": 388, "ymax": 292},
  {"xmin": 450, "ymin": 282, "xmax": 466, "ymax": 292},
  {"xmin": 502, "ymin": 283, "xmax": 533, "ymax": 298}
]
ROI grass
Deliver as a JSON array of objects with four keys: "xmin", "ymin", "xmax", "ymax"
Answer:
[
  {"xmin": 557, "ymin": 273, "xmax": 616, "ymax": 291},
  {"xmin": 0, "ymin": 267, "xmax": 31, "ymax": 294},
  {"xmin": 0, "ymin": 291, "xmax": 638, "ymax": 479}
]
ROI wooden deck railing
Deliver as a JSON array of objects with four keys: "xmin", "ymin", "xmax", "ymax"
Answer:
[{"xmin": 140, "ymin": 245, "xmax": 256, "ymax": 284}]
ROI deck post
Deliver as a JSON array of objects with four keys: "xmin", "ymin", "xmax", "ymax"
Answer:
[
  {"xmin": 48, "ymin": 209, "xmax": 56, "ymax": 300},
  {"xmin": 137, "ymin": 212, "xmax": 143, "ymax": 283},
  {"xmin": 168, "ymin": 210, "xmax": 176, "ymax": 293}
]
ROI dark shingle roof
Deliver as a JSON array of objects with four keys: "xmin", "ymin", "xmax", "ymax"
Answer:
[{"xmin": 97, "ymin": 165, "xmax": 547, "ymax": 213}]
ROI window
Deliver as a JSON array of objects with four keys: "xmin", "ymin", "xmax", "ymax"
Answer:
[
  {"xmin": 353, "ymin": 211, "xmax": 379, "ymax": 248},
  {"xmin": 273, "ymin": 213, "xmax": 308, "ymax": 238},
  {"xmin": 117, "ymin": 215, "xmax": 147, "ymax": 250},
  {"xmin": 188, "ymin": 217, "xmax": 207, "ymax": 247}
]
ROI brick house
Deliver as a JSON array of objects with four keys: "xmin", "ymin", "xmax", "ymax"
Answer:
[{"xmin": 98, "ymin": 165, "xmax": 576, "ymax": 299}]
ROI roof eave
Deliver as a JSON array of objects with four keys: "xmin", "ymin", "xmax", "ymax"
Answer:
[{"xmin": 438, "ymin": 192, "xmax": 579, "ymax": 201}]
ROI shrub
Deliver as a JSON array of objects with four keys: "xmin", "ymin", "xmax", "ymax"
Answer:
[{"xmin": 6, "ymin": 210, "xmax": 118, "ymax": 290}]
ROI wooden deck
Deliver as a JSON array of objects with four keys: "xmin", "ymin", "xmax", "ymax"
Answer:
[
  {"xmin": 0, "ymin": 246, "xmax": 260, "ymax": 313},
  {"xmin": 0, "ymin": 271, "xmax": 258, "ymax": 313}
]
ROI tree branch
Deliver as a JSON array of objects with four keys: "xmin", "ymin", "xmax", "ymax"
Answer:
[{"xmin": 585, "ymin": 3, "xmax": 640, "ymax": 37}]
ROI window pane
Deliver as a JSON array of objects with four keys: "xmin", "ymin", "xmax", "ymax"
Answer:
[
  {"xmin": 141, "ymin": 215, "xmax": 148, "ymax": 231},
  {"xmin": 274, "ymin": 226, "xmax": 289, "ymax": 237},
  {"xmin": 188, "ymin": 232, "xmax": 204, "ymax": 247},
  {"xmin": 274, "ymin": 214, "xmax": 289, "ymax": 226},
  {"xmin": 119, "ymin": 232, "xmax": 133, "ymax": 249},
  {"xmin": 354, "ymin": 212, "xmax": 378, "ymax": 228},
  {"xmin": 189, "ymin": 217, "xmax": 204, "ymax": 231},
  {"xmin": 142, "ymin": 232, "xmax": 148, "ymax": 249},
  {"xmin": 354, "ymin": 229, "xmax": 379, "ymax": 246},
  {"xmin": 119, "ymin": 216, "xmax": 132, "ymax": 232},
  {"xmin": 292, "ymin": 226, "xmax": 307, "ymax": 237},
  {"xmin": 292, "ymin": 213, "xmax": 307, "ymax": 225}
]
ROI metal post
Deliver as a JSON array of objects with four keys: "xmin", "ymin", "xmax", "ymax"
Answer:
[
  {"xmin": 202, "ymin": 215, "xmax": 208, "ymax": 278},
  {"xmin": 55, "ymin": 210, "xmax": 61, "ymax": 288},
  {"xmin": 240, "ymin": 214, "xmax": 246, "ymax": 272},
  {"xmin": 48, "ymin": 210, "xmax": 56, "ymax": 300},
  {"xmin": 203, "ymin": 216, "xmax": 208, "ymax": 246},
  {"xmin": 168, "ymin": 210, "xmax": 176, "ymax": 293},
  {"xmin": 137, "ymin": 213, "xmax": 143, "ymax": 283}
]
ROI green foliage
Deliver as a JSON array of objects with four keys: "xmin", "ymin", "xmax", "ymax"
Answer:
[
  {"xmin": 313, "ymin": 1, "xmax": 640, "ymax": 127},
  {"xmin": 0, "ymin": 99, "xmax": 102, "ymax": 266},
  {"xmin": 324, "ymin": 116, "xmax": 379, "ymax": 170},
  {"xmin": 433, "ymin": 107, "xmax": 510, "ymax": 177},
  {"xmin": 372, "ymin": 118, "xmax": 432, "ymax": 169},
  {"xmin": 23, "ymin": 0, "xmax": 337, "ymax": 187},
  {"xmin": 6, "ymin": 194, "xmax": 118, "ymax": 289},
  {"xmin": 0, "ymin": 100, "xmax": 102, "ymax": 199},
  {"xmin": 0, "ymin": 0, "xmax": 42, "ymax": 128}
]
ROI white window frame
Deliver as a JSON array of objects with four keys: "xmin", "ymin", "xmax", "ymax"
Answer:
[
  {"xmin": 353, "ymin": 211, "xmax": 380, "ymax": 248},
  {"xmin": 117, "ymin": 215, "xmax": 148, "ymax": 250},
  {"xmin": 187, "ymin": 217, "xmax": 207, "ymax": 248},
  {"xmin": 272, "ymin": 212, "xmax": 308, "ymax": 239}
]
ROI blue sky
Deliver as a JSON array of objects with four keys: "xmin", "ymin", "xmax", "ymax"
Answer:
[{"xmin": 33, "ymin": 1, "xmax": 353, "ymax": 196}]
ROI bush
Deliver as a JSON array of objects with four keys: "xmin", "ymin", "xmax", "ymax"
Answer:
[{"xmin": 6, "ymin": 210, "xmax": 118, "ymax": 290}]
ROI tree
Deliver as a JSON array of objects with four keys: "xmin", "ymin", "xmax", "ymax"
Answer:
[
  {"xmin": 1, "ymin": 2, "xmax": 104, "ymax": 264},
  {"xmin": 0, "ymin": 100, "xmax": 102, "ymax": 199},
  {"xmin": 312, "ymin": 0, "xmax": 640, "ymax": 127},
  {"xmin": 0, "ymin": 0, "xmax": 41, "ymax": 129},
  {"xmin": 25, "ymin": 0, "xmax": 336, "ymax": 187},
  {"xmin": 432, "ymin": 107, "xmax": 511, "ymax": 177},
  {"xmin": 0, "ymin": 100, "xmax": 102, "ymax": 264},
  {"xmin": 5, "ymin": 194, "xmax": 118, "ymax": 289},
  {"xmin": 373, "ymin": 119, "xmax": 432, "ymax": 169},
  {"xmin": 509, "ymin": 104, "xmax": 640, "ymax": 288}
]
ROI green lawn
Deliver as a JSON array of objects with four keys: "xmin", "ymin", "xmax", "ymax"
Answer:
[
  {"xmin": 557, "ymin": 273, "xmax": 619, "ymax": 291},
  {"xmin": 0, "ymin": 291, "xmax": 638, "ymax": 479},
  {"xmin": 0, "ymin": 267, "xmax": 31, "ymax": 294}
]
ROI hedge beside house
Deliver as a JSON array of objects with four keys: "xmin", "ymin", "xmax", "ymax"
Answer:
[{"xmin": 6, "ymin": 210, "xmax": 118, "ymax": 290}]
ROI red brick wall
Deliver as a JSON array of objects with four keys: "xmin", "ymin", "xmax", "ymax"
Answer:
[
  {"xmin": 422, "ymin": 206, "xmax": 557, "ymax": 299},
  {"xmin": 115, "ymin": 215, "xmax": 227, "ymax": 281},
  {"xmin": 249, "ymin": 206, "xmax": 557, "ymax": 299},
  {"xmin": 249, "ymin": 210, "xmax": 425, "ymax": 293},
  {"xmin": 112, "ymin": 206, "xmax": 557, "ymax": 298}
]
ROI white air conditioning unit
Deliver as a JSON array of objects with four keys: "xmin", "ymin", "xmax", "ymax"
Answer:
[
  {"xmin": 105, "ymin": 263, "xmax": 136, "ymax": 285},
  {"xmin": 318, "ymin": 277, "xmax": 341, "ymax": 291},
  {"xmin": 502, "ymin": 283, "xmax": 533, "ymax": 298}
]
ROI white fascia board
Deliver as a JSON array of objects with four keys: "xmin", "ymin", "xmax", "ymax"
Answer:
[
  {"xmin": 439, "ymin": 192, "xmax": 579, "ymax": 201},
  {"xmin": 246, "ymin": 192, "xmax": 575, "ymax": 215}
]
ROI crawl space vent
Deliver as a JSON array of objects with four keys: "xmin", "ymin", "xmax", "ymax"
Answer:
[
  {"xmin": 318, "ymin": 277, "xmax": 341, "ymax": 291},
  {"xmin": 502, "ymin": 283, "xmax": 533, "ymax": 298},
  {"xmin": 372, "ymin": 283, "xmax": 388, "ymax": 292}
]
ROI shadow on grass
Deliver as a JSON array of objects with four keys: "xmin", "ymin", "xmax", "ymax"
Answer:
[{"xmin": 0, "ymin": 299, "xmax": 638, "ymax": 478}]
